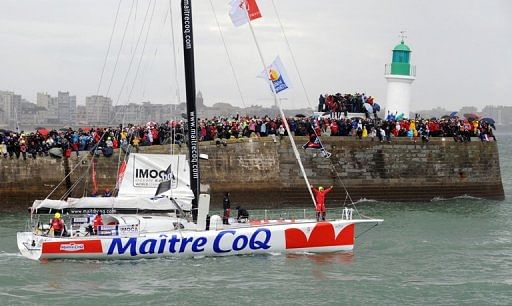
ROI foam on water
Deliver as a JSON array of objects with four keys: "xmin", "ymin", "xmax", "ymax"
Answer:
[{"xmin": 431, "ymin": 194, "xmax": 484, "ymax": 202}]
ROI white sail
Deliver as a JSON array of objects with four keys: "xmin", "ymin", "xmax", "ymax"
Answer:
[{"xmin": 117, "ymin": 153, "xmax": 194, "ymax": 207}]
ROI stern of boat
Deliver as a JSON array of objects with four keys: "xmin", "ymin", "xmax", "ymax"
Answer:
[{"xmin": 17, "ymin": 232, "xmax": 43, "ymax": 261}]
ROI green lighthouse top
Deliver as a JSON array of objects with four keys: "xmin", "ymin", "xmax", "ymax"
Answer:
[
  {"xmin": 393, "ymin": 40, "xmax": 411, "ymax": 52},
  {"xmin": 389, "ymin": 32, "xmax": 414, "ymax": 76}
]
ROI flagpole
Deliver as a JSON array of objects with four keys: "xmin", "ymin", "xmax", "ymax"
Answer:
[{"xmin": 245, "ymin": 11, "xmax": 317, "ymax": 209}]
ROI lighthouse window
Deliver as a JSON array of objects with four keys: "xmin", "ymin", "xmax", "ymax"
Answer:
[{"xmin": 393, "ymin": 51, "xmax": 409, "ymax": 63}]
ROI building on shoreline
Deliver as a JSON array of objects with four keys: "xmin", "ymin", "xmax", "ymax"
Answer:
[
  {"xmin": 0, "ymin": 91, "xmax": 22, "ymax": 130},
  {"xmin": 57, "ymin": 91, "xmax": 77, "ymax": 125},
  {"xmin": 86, "ymin": 95, "xmax": 112, "ymax": 126},
  {"xmin": 2, "ymin": 88, "xmax": 512, "ymax": 131}
]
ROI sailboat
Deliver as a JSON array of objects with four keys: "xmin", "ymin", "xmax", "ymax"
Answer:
[{"xmin": 17, "ymin": 0, "xmax": 382, "ymax": 261}]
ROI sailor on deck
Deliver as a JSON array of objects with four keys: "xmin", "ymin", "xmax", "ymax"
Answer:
[
  {"xmin": 223, "ymin": 192, "xmax": 231, "ymax": 225},
  {"xmin": 311, "ymin": 185, "xmax": 333, "ymax": 221},
  {"xmin": 93, "ymin": 212, "xmax": 103, "ymax": 235},
  {"xmin": 49, "ymin": 212, "xmax": 65, "ymax": 237},
  {"xmin": 236, "ymin": 206, "xmax": 249, "ymax": 223}
]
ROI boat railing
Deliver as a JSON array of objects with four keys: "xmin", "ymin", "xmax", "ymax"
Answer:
[{"xmin": 212, "ymin": 207, "xmax": 355, "ymax": 221}]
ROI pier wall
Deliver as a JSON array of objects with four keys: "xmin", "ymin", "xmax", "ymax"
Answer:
[{"xmin": 0, "ymin": 137, "xmax": 504, "ymax": 210}]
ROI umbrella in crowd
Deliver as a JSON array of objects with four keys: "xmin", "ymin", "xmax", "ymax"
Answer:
[
  {"xmin": 295, "ymin": 114, "xmax": 306, "ymax": 118},
  {"xmin": 441, "ymin": 115, "xmax": 451, "ymax": 120},
  {"xmin": 78, "ymin": 127, "xmax": 92, "ymax": 133},
  {"xmin": 481, "ymin": 117, "xmax": 495, "ymax": 125},
  {"xmin": 49, "ymin": 147, "xmax": 63, "ymax": 158},
  {"xmin": 449, "ymin": 111, "xmax": 458, "ymax": 118},
  {"xmin": 37, "ymin": 128, "xmax": 49, "ymax": 136},
  {"xmin": 463, "ymin": 113, "xmax": 480, "ymax": 121},
  {"xmin": 146, "ymin": 121, "xmax": 157, "ymax": 128},
  {"xmin": 363, "ymin": 103, "xmax": 373, "ymax": 113},
  {"xmin": 481, "ymin": 117, "xmax": 496, "ymax": 129},
  {"xmin": 373, "ymin": 103, "xmax": 381, "ymax": 112}
]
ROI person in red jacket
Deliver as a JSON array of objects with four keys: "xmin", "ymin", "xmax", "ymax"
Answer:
[
  {"xmin": 93, "ymin": 212, "xmax": 103, "ymax": 235},
  {"xmin": 312, "ymin": 185, "xmax": 333, "ymax": 221},
  {"xmin": 49, "ymin": 212, "xmax": 66, "ymax": 237}
]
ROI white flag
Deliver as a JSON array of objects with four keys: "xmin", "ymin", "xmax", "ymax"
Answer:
[
  {"xmin": 229, "ymin": 0, "xmax": 262, "ymax": 27},
  {"xmin": 265, "ymin": 56, "xmax": 293, "ymax": 94}
]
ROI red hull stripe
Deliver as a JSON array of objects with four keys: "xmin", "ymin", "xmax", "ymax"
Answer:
[
  {"xmin": 42, "ymin": 240, "xmax": 103, "ymax": 254},
  {"xmin": 285, "ymin": 223, "xmax": 355, "ymax": 249}
]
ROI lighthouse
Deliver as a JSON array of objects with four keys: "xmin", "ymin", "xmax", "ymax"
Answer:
[{"xmin": 384, "ymin": 36, "xmax": 416, "ymax": 119}]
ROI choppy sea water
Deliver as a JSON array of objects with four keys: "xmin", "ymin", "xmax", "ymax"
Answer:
[{"xmin": 1, "ymin": 137, "xmax": 511, "ymax": 305}]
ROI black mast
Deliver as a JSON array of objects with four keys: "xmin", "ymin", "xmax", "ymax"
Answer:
[{"xmin": 181, "ymin": 0, "xmax": 199, "ymax": 222}]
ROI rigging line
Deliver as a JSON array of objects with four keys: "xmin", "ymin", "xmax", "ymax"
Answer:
[
  {"xmin": 168, "ymin": 0, "xmax": 180, "ymax": 156},
  {"xmin": 246, "ymin": 15, "xmax": 317, "ymax": 209},
  {"xmin": 270, "ymin": 0, "xmax": 312, "ymax": 109},
  {"xmin": 104, "ymin": 0, "xmax": 135, "ymax": 99},
  {"xmin": 168, "ymin": 0, "xmax": 175, "ymax": 155},
  {"xmin": 45, "ymin": 152, "xmax": 95, "ymax": 200},
  {"xmin": 125, "ymin": 0, "xmax": 157, "ymax": 104},
  {"xmin": 114, "ymin": 110, "xmax": 128, "ymax": 191},
  {"xmin": 355, "ymin": 223, "xmax": 379, "ymax": 239},
  {"xmin": 169, "ymin": 0, "xmax": 181, "ymax": 105},
  {"xmin": 45, "ymin": 1, "xmax": 151, "ymax": 199},
  {"xmin": 297, "ymin": 99, "xmax": 359, "ymax": 215},
  {"xmin": 60, "ymin": 169, "xmax": 89, "ymax": 200},
  {"xmin": 112, "ymin": 0, "xmax": 152, "ymax": 112},
  {"xmin": 131, "ymin": 0, "xmax": 138, "ymax": 56},
  {"xmin": 329, "ymin": 162, "xmax": 364, "ymax": 219},
  {"xmin": 208, "ymin": 0, "xmax": 247, "ymax": 108},
  {"xmin": 141, "ymin": 6, "xmax": 170, "ymax": 99},
  {"xmin": 114, "ymin": 0, "xmax": 156, "ymax": 185},
  {"xmin": 95, "ymin": 0, "xmax": 123, "ymax": 98}
]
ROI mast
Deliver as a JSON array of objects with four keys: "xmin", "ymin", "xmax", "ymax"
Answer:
[{"xmin": 180, "ymin": 0, "xmax": 199, "ymax": 222}]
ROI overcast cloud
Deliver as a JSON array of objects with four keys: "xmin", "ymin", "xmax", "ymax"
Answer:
[{"xmin": 0, "ymin": 0, "xmax": 510, "ymax": 111}]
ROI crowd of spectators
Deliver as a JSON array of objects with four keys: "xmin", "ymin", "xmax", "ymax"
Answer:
[
  {"xmin": 320, "ymin": 116, "xmax": 496, "ymax": 143},
  {"xmin": 318, "ymin": 93, "xmax": 379, "ymax": 117},
  {"xmin": 0, "ymin": 113, "xmax": 497, "ymax": 160},
  {"xmin": 198, "ymin": 114, "xmax": 496, "ymax": 144},
  {"xmin": 0, "ymin": 122, "xmax": 182, "ymax": 160}
]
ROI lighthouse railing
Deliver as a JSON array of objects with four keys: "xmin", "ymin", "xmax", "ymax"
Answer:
[{"xmin": 384, "ymin": 64, "xmax": 416, "ymax": 77}]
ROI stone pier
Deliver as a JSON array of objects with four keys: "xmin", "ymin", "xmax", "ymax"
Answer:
[{"xmin": 0, "ymin": 136, "xmax": 504, "ymax": 210}]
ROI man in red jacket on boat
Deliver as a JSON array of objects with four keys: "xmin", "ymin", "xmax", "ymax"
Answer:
[
  {"xmin": 49, "ymin": 212, "xmax": 66, "ymax": 237},
  {"xmin": 311, "ymin": 185, "xmax": 333, "ymax": 221},
  {"xmin": 93, "ymin": 211, "xmax": 103, "ymax": 235}
]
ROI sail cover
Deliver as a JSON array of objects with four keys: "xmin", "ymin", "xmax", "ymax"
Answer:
[
  {"xmin": 117, "ymin": 153, "xmax": 194, "ymax": 204},
  {"xmin": 31, "ymin": 196, "xmax": 189, "ymax": 214}
]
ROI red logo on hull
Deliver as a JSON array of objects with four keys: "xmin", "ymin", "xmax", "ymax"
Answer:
[
  {"xmin": 285, "ymin": 223, "xmax": 354, "ymax": 249},
  {"xmin": 42, "ymin": 240, "xmax": 103, "ymax": 254}
]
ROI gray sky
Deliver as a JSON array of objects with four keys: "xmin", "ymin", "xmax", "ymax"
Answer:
[{"xmin": 0, "ymin": 0, "xmax": 510, "ymax": 111}]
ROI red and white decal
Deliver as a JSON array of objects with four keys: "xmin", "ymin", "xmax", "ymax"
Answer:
[
  {"xmin": 42, "ymin": 240, "xmax": 103, "ymax": 254},
  {"xmin": 60, "ymin": 243, "xmax": 85, "ymax": 252},
  {"xmin": 284, "ymin": 222, "xmax": 354, "ymax": 249}
]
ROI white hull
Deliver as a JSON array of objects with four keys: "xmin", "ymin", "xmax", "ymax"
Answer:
[{"xmin": 17, "ymin": 219, "xmax": 381, "ymax": 261}]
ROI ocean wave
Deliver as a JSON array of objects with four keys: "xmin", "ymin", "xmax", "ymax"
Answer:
[
  {"xmin": 0, "ymin": 251, "xmax": 22, "ymax": 258},
  {"xmin": 431, "ymin": 194, "xmax": 483, "ymax": 202},
  {"xmin": 353, "ymin": 198, "xmax": 378, "ymax": 204}
]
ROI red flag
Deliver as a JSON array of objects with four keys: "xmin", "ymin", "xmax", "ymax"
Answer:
[
  {"xmin": 91, "ymin": 159, "xmax": 98, "ymax": 195},
  {"xmin": 246, "ymin": 0, "xmax": 262, "ymax": 21},
  {"xmin": 229, "ymin": 0, "xmax": 262, "ymax": 27},
  {"xmin": 116, "ymin": 160, "xmax": 127, "ymax": 188}
]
